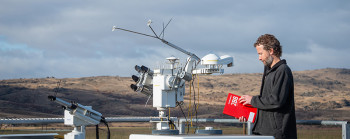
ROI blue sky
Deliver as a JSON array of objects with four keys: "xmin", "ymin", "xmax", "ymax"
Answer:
[{"xmin": 0, "ymin": 0, "xmax": 349, "ymax": 79}]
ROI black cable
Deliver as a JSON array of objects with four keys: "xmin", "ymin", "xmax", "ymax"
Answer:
[
  {"xmin": 192, "ymin": 79, "xmax": 197, "ymax": 133},
  {"xmin": 191, "ymin": 75, "xmax": 199, "ymax": 133},
  {"xmin": 100, "ymin": 117, "xmax": 110, "ymax": 139},
  {"xmin": 167, "ymin": 116, "xmax": 177, "ymax": 130},
  {"xmin": 104, "ymin": 122, "xmax": 110, "ymax": 139},
  {"xmin": 179, "ymin": 102, "xmax": 189, "ymax": 134},
  {"xmin": 96, "ymin": 124, "xmax": 99, "ymax": 139}
]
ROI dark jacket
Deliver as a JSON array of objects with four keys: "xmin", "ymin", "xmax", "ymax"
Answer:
[{"xmin": 251, "ymin": 60, "xmax": 297, "ymax": 139}]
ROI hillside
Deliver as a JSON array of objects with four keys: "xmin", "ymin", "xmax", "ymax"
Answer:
[{"xmin": 1, "ymin": 68, "xmax": 350, "ymax": 121}]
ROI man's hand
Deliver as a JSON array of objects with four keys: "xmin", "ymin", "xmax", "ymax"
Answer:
[
  {"xmin": 238, "ymin": 116, "xmax": 247, "ymax": 122},
  {"xmin": 239, "ymin": 95, "xmax": 252, "ymax": 105}
]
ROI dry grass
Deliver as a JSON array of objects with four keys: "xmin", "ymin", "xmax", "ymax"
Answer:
[{"xmin": 0, "ymin": 68, "xmax": 350, "ymax": 121}]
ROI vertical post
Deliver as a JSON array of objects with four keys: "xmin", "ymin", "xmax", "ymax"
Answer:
[
  {"xmin": 243, "ymin": 123, "xmax": 246, "ymax": 135},
  {"xmin": 81, "ymin": 125, "xmax": 85, "ymax": 134},
  {"xmin": 247, "ymin": 122, "xmax": 252, "ymax": 135},
  {"xmin": 179, "ymin": 121, "xmax": 185, "ymax": 134},
  {"xmin": 342, "ymin": 123, "xmax": 350, "ymax": 139}
]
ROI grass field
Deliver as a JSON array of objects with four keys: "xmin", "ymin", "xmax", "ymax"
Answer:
[{"xmin": 0, "ymin": 125, "xmax": 342, "ymax": 139}]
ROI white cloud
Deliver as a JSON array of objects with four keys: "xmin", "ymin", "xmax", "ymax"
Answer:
[
  {"xmin": 0, "ymin": 0, "xmax": 349, "ymax": 79},
  {"xmin": 284, "ymin": 42, "xmax": 350, "ymax": 71}
]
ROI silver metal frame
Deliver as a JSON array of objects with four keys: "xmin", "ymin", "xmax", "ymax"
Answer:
[{"xmin": 1, "ymin": 117, "xmax": 349, "ymax": 139}]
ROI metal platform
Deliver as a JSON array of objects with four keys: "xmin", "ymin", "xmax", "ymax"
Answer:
[
  {"xmin": 129, "ymin": 134, "xmax": 274, "ymax": 139},
  {"xmin": 0, "ymin": 133, "xmax": 58, "ymax": 139}
]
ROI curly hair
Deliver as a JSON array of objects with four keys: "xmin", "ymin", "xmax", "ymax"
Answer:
[{"xmin": 254, "ymin": 34, "xmax": 282, "ymax": 57}]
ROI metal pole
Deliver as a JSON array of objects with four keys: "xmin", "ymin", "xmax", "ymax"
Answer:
[
  {"xmin": 178, "ymin": 121, "xmax": 185, "ymax": 134},
  {"xmin": 342, "ymin": 123, "xmax": 350, "ymax": 139},
  {"xmin": 243, "ymin": 123, "xmax": 246, "ymax": 135},
  {"xmin": 247, "ymin": 122, "xmax": 252, "ymax": 135}
]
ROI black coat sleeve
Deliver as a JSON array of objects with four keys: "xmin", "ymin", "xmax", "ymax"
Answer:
[{"xmin": 251, "ymin": 67, "xmax": 293, "ymax": 110}]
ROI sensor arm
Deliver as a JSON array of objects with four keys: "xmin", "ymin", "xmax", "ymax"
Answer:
[
  {"xmin": 48, "ymin": 95, "xmax": 102, "ymax": 123},
  {"xmin": 112, "ymin": 24, "xmax": 201, "ymax": 62},
  {"xmin": 160, "ymin": 39, "xmax": 200, "ymax": 62}
]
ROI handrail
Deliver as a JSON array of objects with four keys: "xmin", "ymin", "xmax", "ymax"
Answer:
[{"xmin": 1, "ymin": 117, "xmax": 349, "ymax": 139}]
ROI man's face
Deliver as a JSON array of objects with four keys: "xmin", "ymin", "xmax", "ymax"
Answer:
[{"xmin": 256, "ymin": 44, "xmax": 273, "ymax": 67}]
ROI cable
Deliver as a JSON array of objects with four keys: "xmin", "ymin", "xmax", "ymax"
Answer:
[
  {"xmin": 191, "ymin": 75, "xmax": 199, "ymax": 133},
  {"xmin": 178, "ymin": 102, "xmax": 189, "ymax": 134},
  {"xmin": 187, "ymin": 79, "xmax": 192, "ymax": 134},
  {"xmin": 192, "ymin": 77, "xmax": 195, "ymax": 133},
  {"xmin": 188, "ymin": 78, "xmax": 192, "ymax": 127},
  {"xmin": 168, "ymin": 108, "xmax": 172, "ymax": 129},
  {"xmin": 197, "ymin": 75, "xmax": 199, "ymax": 110},
  {"xmin": 167, "ymin": 113, "xmax": 177, "ymax": 130},
  {"xmin": 96, "ymin": 124, "xmax": 99, "ymax": 139},
  {"xmin": 100, "ymin": 117, "xmax": 110, "ymax": 139},
  {"xmin": 197, "ymin": 75, "xmax": 200, "ymax": 131},
  {"xmin": 185, "ymin": 74, "xmax": 201, "ymax": 134}
]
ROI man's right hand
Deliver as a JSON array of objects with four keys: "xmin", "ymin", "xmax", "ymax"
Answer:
[{"xmin": 239, "ymin": 95, "xmax": 253, "ymax": 106}]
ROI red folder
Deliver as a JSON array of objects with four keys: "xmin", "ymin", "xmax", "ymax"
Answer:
[{"xmin": 223, "ymin": 93, "xmax": 257, "ymax": 123}]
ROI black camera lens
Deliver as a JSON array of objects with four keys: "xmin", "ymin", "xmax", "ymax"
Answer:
[
  {"xmin": 132, "ymin": 75, "xmax": 139, "ymax": 82},
  {"xmin": 141, "ymin": 65, "xmax": 149, "ymax": 73},
  {"xmin": 130, "ymin": 84, "xmax": 137, "ymax": 91},
  {"xmin": 135, "ymin": 65, "xmax": 142, "ymax": 73}
]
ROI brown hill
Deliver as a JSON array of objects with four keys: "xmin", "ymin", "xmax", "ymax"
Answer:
[{"xmin": 0, "ymin": 68, "xmax": 349, "ymax": 121}]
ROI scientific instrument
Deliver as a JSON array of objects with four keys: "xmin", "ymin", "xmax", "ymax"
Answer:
[
  {"xmin": 112, "ymin": 20, "xmax": 233, "ymax": 135},
  {"xmin": 48, "ymin": 95, "xmax": 110, "ymax": 139}
]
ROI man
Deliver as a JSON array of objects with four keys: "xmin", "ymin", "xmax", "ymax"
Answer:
[{"xmin": 238, "ymin": 34, "xmax": 297, "ymax": 139}]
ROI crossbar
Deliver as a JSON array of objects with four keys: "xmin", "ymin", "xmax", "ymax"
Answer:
[{"xmin": 1, "ymin": 117, "xmax": 348, "ymax": 139}]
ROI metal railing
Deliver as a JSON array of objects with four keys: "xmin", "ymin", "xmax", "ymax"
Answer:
[
  {"xmin": 1, "ymin": 117, "xmax": 349, "ymax": 139},
  {"xmin": 0, "ymin": 118, "xmax": 64, "ymax": 124},
  {"xmin": 177, "ymin": 118, "xmax": 350, "ymax": 139}
]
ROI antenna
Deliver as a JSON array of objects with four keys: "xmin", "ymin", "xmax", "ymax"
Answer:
[
  {"xmin": 112, "ymin": 26, "xmax": 157, "ymax": 39},
  {"xmin": 159, "ymin": 18, "xmax": 173, "ymax": 39},
  {"xmin": 112, "ymin": 20, "xmax": 200, "ymax": 61},
  {"xmin": 147, "ymin": 20, "xmax": 159, "ymax": 38}
]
